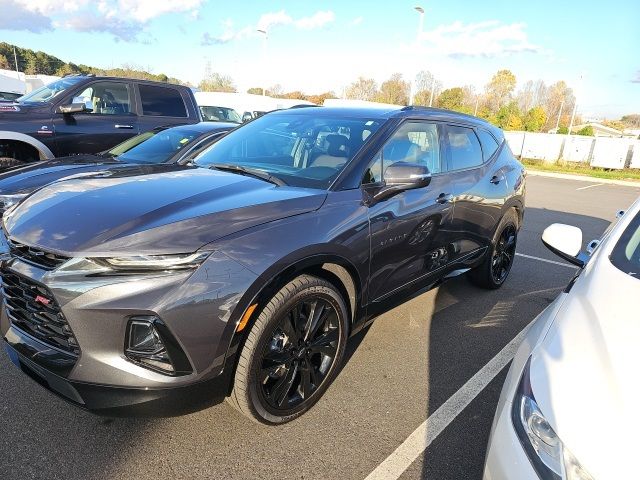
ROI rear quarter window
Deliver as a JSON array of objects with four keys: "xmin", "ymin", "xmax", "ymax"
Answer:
[
  {"xmin": 139, "ymin": 85, "xmax": 187, "ymax": 117},
  {"xmin": 476, "ymin": 129, "xmax": 500, "ymax": 161}
]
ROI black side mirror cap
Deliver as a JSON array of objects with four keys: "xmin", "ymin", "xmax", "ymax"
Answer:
[{"xmin": 370, "ymin": 162, "xmax": 431, "ymax": 203}]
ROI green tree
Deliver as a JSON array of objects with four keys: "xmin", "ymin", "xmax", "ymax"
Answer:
[
  {"xmin": 576, "ymin": 125, "xmax": 594, "ymax": 136},
  {"xmin": 495, "ymin": 101, "xmax": 523, "ymax": 130},
  {"xmin": 198, "ymin": 72, "xmax": 236, "ymax": 93},
  {"xmin": 557, "ymin": 126, "xmax": 569, "ymax": 134},
  {"xmin": 375, "ymin": 73, "xmax": 410, "ymax": 105},
  {"xmin": 484, "ymin": 69, "xmax": 517, "ymax": 113},
  {"xmin": 436, "ymin": 87, "xmax": 465, "ymax": 111},
  {"xmin": 345, "ymin": 76, "xmax": 378, "ymax": 101},
  {"xmin": 523, "ymin": 106, "xmax": 547, "ymax": 132},
  {"xmin": 247, "ymin": 87, "xmax": 264, "ymax": 95}
]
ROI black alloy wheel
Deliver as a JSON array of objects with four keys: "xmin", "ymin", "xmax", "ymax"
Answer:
[
  {"xmin": 491, "ymin": 224, "xmax": 517, "ymax": 284},
  {"xmin": 228, "ymin": 274, "xmax": 348, "ymax": 424},
  {"xmin": 468, "ymin": 208, "xmax": 519, "ymax": 289},
  {"xmin": 259, "ymin": 298, "xmax": 339, "ymax": 411}
]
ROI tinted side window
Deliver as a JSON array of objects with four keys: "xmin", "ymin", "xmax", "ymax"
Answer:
[
  {"xmin": 363, "ymin": 121, "xmax": 441, "ymax": 184},
  {"xmin": 446, "ymin": 126, "xmax": 482, "ymax": 171},
  {"xmin": 139, "ymin": 85, "xmax": 187, "ymax": 117},
  {"xmin": 476, "ymin": 129, "xmax": 500, "ymax": 161}
]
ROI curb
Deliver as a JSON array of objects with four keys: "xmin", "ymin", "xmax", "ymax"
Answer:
[{"xmin": 526, "ymin": 169, "xmax": 640, "ymax": 187}]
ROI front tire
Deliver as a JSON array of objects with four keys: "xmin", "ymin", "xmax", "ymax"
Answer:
[
  {"xmin": 228, "ymin": 274, "xmax": 348, "ymax": 424},
  {"xmin": 468, "ymin": 209, "xmax": 519, "ymax": 289}
]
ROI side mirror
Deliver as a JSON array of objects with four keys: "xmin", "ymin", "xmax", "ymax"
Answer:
[
  {"xmin": 541, "ymin": 223, "xmax": 586, "ymax": 267},
  {"xmin": 372, "ymin": 162, "xmax": 431, "ymax": 203},
  {"xmin": 56, "ymin": 103, "xmax": 87, "ymax": 114}
]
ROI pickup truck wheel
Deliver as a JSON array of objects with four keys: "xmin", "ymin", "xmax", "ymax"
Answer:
[
  {"xmin": 228, "ymin": 274, "xmax": 348, "ymax": 424},
  {"xmin": 468, "ymin": 209, "xmax": 519, "ymax": 289},
  {"xmin": 0, "ymin": 157, "xmax": 25, "ymax": 170}
]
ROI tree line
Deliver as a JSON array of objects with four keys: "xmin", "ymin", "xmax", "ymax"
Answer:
[
  {"xmin": 2, "ymin": 42, "xmax": 636, "ymax": 133},
  {"xmin": 0, "ymin": 42, "xmax": 183, "ymax": 85}
]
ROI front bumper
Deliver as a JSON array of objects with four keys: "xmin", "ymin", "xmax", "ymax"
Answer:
[
  {"xmin": 5, "ymin": 327, "xmax": 232, "ymax": 416},
  {"xmin": 1, "ymin": 249, "xmax": 258, "ymax": 415}
]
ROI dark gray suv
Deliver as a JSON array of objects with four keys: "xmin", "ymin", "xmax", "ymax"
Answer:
[{"xmin": 0, "ymin": 106, "xmax": 525, "ymax": 424}]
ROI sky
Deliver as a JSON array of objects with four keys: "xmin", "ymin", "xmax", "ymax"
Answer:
[{"xmin": 1, "ymin": 0, "xmax": 639, "ymax": 119}]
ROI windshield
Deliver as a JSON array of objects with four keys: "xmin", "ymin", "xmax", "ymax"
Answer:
[
  {"xmin": 611, "ymin": 212, "xmax": 640, "ymax": 278},
  {"xmin": 200, "ymin": 106, "xmax": 242, "ymax": 123},
  {"xmin": 18, "ymin": 77, "xmax": 85, "ymax": 104},
  {"xmin": 108, "ymin": 128, "xmax": 204, "ymax": 164},
  {"xmin": 194, "ymin": 113, "xmax": 383, "ymax": 189}
]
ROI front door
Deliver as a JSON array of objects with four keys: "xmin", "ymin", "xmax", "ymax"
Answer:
[
  {"xmin": 365, "ymin": 121, "xmax": 456, "ymax": 302},
  {"xmin": 53, "ymin": 80, "xmax": 138, "ymax": 156}
]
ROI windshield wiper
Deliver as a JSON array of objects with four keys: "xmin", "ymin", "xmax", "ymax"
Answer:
[{"xmin": 208, "ymin": 164, "xmax": 287, "ymax": 186}]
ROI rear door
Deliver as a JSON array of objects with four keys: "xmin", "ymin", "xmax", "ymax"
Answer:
[
  {"xmin": 444, "ymin": 124, "xmax": 508, "ymax": 263},
  {"xmin": 53, "ymin": 80, "xmax": 138, "ymax": 155},
  {"xmin": 365, "ymin": 120, "xmax": 458, "ymax": 302},
  {"xmin": 135, "ymin": 84, "xmax": 193, "ymax": 133}
]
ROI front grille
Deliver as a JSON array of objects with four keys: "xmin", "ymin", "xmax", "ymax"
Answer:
[
  {"xmin": 1, "ymin": 269, "xmax": 79, "ymax": 356},
  {"xmin": 7, "ymin": 239, "xmax": 70, "ymax": 270}
]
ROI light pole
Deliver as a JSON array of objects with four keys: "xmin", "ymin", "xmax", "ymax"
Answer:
[
  {"xmin": 567, "ymin": 73, "xmax": 583, "ymax": 136},
  {"xmin": 555, "ymin": 99, "xmax": 564, "ymax": 132},
  {"xmin": 409, "ymin": 6, "xmax": 424, "ymax": 106},
  {"xmin": 257, "ymin": 29, "xmax": 268, "ymax": 96}
]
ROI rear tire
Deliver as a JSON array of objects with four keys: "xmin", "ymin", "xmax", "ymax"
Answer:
[
  {"xmin": 468, "ymin": 209, "xmax": 519, "ymax": 289},
  {"xmin": 228, "ymin": 274, "xmax": 348, "ymax": 424}
]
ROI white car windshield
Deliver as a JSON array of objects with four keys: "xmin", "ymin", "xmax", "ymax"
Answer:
[{"xmin": 611, "ymin": 212, "xmax": 640, "ymax": 278}]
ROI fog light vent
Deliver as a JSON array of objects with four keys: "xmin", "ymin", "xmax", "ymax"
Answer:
[{"xmin": 125, "ymin": 316, "xmax": 192, "ymax": 376}]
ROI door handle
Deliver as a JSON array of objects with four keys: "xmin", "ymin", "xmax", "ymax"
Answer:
[
  {"xmin": 490, "ymin": 174, "xmax": 504, "ymax": 185},
  {"xmin": 114, "ymin": 124, "xmax": 134, "ymax": 129},
  {"xmin": 436, "ymin": 193, "xmax": 453, "ymax": 204}
]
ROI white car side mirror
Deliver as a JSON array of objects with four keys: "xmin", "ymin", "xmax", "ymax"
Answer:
[{"xmin": 541, "ymin": 223, "xmax": 585, "ymax": 267}]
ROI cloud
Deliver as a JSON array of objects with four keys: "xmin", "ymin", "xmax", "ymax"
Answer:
[
  {"xmin": 351, "ymin": 16, "xmax": 363, "ymax": 26},
  {"xmin": 295, "ymin": 11, "xmax": 335, "ymax": 30},
  {"xmin": 420, "ymin": 21, "xmax": 540, "ymax": 58},
  {"xmin": 632, "ymin": 71, "xmax": 640, "ymax": 83},
  {"xmin": 4, "ymin": 0, "xmax": 205, "ymax": 41},
  {"xmin": 203, "ymin": 10, "xmax": 336, "ymax": 45},
  {"xmin": 1, "ymin": 0, "xmax": 54, "ymax": 32}
]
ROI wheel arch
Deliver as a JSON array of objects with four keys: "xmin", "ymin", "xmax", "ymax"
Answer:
[
  {"xmin": 0, "ymin": 131, "xmax": 55, "ymax": 160},
  {"xmin": 221, "ymin": 253, "xmax": 364, "ymax": 394}
]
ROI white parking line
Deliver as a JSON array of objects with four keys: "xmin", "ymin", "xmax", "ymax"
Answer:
[
  {"xmin": 515, "ymin": 252, "xmax": 577, "ymax": 269},
  {"xmin": 365, "ymin": 252, "xmax": 572, "ymax": 480},
  {"xmin": 576, "ymin": 183, "xmax": 604, "ymax": 191},
  {"xmin": 365, "ymin": 321, "xmax": 533, "ymax": 480}
]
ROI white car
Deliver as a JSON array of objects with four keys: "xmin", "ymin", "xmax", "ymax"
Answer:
[{"xmin": 484, "ymin": 198, "xmax": 640, "ymax": 480}]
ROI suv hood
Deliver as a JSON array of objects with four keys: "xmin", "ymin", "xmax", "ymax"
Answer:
[
  {"xmin": 4, "ymin": 167, "xmax": 326, "ymax": 256},
  {"xmin": 529, "ymin": 254, "xmax": 639, "ymax": 479}
]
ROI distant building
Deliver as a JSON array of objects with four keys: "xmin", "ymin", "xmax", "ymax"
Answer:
[{"xmin": 570, "ymin": 122, "xmax": 624, "ymax": 137}]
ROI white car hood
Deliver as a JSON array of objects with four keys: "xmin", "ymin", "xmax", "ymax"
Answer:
[{"xmin": 530, "ymin": 253, "xmax": 639, "ymax": 479}]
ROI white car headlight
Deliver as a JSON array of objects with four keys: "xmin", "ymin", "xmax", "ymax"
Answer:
[
  {"xmin": 513, "ymin": 359, "xmax": 595, "ymax": 480},
  {"xmin": 94, "ymin": 252, "xmax": 210, "ymax": 271}
]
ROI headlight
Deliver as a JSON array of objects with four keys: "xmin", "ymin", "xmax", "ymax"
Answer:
[
  {"xmin": 94, "ymin": 252, "xmax": 210, "ymax": 271},
  {"xmin": 513, "ymin": 358, "xmax": 595, "ymax": 480},
  {"xmin": 0, "ymin": 193, "xmax": 27, "ymax": 210}
]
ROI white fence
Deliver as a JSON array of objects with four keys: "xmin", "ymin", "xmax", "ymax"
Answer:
[{"xmin": 504, "ymin": 131, "xmax": 638, "ymax": 170}]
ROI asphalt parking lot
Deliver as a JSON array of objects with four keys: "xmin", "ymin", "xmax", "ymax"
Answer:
[{"xmin": 1, "ymin": 173, "xmax": 639, "ymax": 480}]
